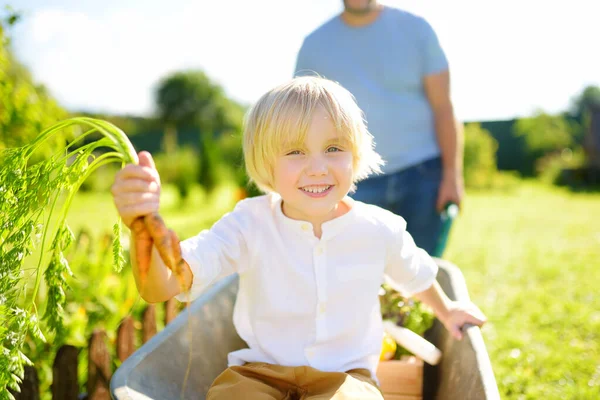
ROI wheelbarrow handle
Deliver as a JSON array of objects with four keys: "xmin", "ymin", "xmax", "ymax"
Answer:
[
  {"xmin": 432, "ymin": 202, "xmax": 459, "ymax": 258},
  {"xmin": 440, "ymin": 202, "xmax": 459, "ymax": 220}
]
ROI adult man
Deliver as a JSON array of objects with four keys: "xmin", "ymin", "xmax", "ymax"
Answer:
[{"xmin": 294, "ymin": 0, "xmax": 463, "ymax": 255}]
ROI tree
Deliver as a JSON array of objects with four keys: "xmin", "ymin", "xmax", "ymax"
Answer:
[
  {"xmin": 514, "ymin": 111, "xmax": 580, "ymax": 154},
  {"xmin": 0, "ymin": 15, "xmax": 68, "ymax": 155},
  {"xmin": 463, "ymin": 123, "xmax": 499, "ymax": 188},
  {"xmin": 570, "ymin": 85, "xmax": 600, "ymax": 120},
  {"xmin": 154, "ymin": 70, "xmax": 244, "ymax": 154}
]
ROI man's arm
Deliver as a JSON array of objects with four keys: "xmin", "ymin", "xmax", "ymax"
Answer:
[{"xmin": 423, "ymin": 70, "xmax": 464, "ymax": 211}]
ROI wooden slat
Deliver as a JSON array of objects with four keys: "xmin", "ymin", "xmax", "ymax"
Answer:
[
  {"xmin": 142, "ymin": 304, "xmax": 157, "ymax": 343},
  {"xmin": 116, "ymin": 316, "xmax": 135, "ymax": 362},
  {"xmin": 10, "ymin": 366, "xmax": 40, "ymax": 400},
  {"xmin": 88, "ymin": 329, "xmax": 111, "ymax": 400},
  {"xmin": 52, "ymin": 345, "xmax": 78, "ymax": 400}
]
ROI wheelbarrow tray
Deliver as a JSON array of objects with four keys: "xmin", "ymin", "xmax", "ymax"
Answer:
[{"xmin": 111, "ymin": 259, "xmax": 499, "ymax": 399}]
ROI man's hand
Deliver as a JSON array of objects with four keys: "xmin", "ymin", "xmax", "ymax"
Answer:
[{"xmin": 436, "ymin": 173, "xmax": 464, "ymax": 212}]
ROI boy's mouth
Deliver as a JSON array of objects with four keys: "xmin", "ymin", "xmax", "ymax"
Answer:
[{"xmin": 299, "ymin": 185, "xmax": 333, "ymax": 196}]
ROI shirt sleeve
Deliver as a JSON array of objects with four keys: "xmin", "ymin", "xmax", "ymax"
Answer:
[
  {"xmin": 384, "ymin": 216, "xmax": 439, "ymax": 297},
  {"xmin": 419, "ymin": 17, "xmax": 449, "ymax": 77},
  {"xmin": 174, "ymin": 200, "xmax": 252, "ymax": 302}
]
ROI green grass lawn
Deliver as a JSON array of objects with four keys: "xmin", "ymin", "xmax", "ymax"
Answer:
[
  {"xmin": 444, "ymin": 181, "xmax": 600, "ymax": 399},
  {"xmin": 65, "ymin": 179, "xmax": 600, "ymax": 399}
]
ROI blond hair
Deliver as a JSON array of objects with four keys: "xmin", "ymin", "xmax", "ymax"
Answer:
[{"xmin": 243, "ymin": 76, "xmax": 383, "ymax": 193}]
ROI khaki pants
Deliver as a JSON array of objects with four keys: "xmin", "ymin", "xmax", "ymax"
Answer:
[{"xmin": 207, "ymin": 362, "xmax": 384, "ymax": 400}]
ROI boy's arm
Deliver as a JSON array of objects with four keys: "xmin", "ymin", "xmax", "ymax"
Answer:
[{"xmin": 412, "ymin": 281, "xmax": 486, "ymax": 340}]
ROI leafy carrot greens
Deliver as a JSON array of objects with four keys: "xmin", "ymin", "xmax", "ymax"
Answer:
[{"xmin": 0, "ymin": 117, "xmax": 138, "ymax": 397}]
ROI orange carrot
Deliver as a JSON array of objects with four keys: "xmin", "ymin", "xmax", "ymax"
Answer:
[
  {"xmin": 129, "ymin": 217, "xmax": 153, "ymax": 290},
  {"xmin": 130, "ymin": 212, "xmax": 189, "ymax": 294}
]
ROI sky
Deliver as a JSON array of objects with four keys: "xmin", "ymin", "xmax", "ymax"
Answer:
[{"xmin": 7, "ymin": 0, "xmax": 600, "ymax": 122}]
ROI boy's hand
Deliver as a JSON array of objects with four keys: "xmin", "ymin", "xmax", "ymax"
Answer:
[
  {"xmin": 111, "ymin": 151, "xmax": 161, "ymax": 229},
  {"xmin": 440, "ymin": 301, "xmax": 487, "ymax": 340}
]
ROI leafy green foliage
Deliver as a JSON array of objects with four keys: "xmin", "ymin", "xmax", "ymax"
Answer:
[
  {"xmin": 535, "ymin": 148, "xmax": 587, "ymax": 185},
  {"xmin": 379, "ymin": 284, "xmax": 435, "ymax": 358},
  {"xmin": 570, "ymin": 85, "xmax": 600, "ymax": 120},
  {"xmin": 198, "ymin": 134, "xmax": 227, "ymax": 194},
  {"xmin": 0, "ymin": 117, "xmax": 137, "ymax": 395},
  {"xmin": 218, "ymin": 132, "xmax": 262, "ymax": 198},
  {"xmin": 463, "ymin": 123, "xmax": 500, "ymax": 189},
  {"xmin": 155, "ymin": 70, "xmax": 243, "ymax": 134},
  {"xmin": 513, "ymin": 111, "xmax": 583, "ymax": 177},
  {"xmin": 154, "ymin": 146, "xmax": 200, "ymax": 201},
  {"xmin": 514, "ymin": 111, "xmax": 581, "ymax": 155},
  {"xmin": 23, "ymin": 228, "xmax": 150, "ymax": 397},
  {"xmin": 0, "ymin": 20, "xmax": 68, "ymax": 158}
]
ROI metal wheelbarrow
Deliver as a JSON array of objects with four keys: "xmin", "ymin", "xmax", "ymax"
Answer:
[{"xmin": 110, "ymin": 258, "xmax": 499, "ymax": 399}]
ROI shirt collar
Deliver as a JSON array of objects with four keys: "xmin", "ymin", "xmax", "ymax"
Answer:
[{"xmin": 270, "ymin": 193, "xmax": 357, "ymax": 241}]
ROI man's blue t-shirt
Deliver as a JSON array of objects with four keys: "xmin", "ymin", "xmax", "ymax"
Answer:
[{"xmin": 295, "ymin": 6, "xmax": 448, "ymax": 174}]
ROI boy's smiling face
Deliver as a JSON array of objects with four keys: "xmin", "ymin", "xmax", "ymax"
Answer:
[{"xmin": 273, "ymin": 106, "xmax": 354, "ymax": 225}]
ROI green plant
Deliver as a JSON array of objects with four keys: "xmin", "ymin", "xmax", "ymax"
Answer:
[
  {"xmin": 379, "ymin": 284, "xmax": 435, "ymax": 358},
  {"xmin": 535, "ymin": 148, "xmax": 586, "ymax": 185},
  {"xmin": 0, "ymin": 117, "xmax": 138, "ymax": 398},
  {"xmin": 154, "ymin": 146, "xmax": 200, "ymax": 201},
  {"xmin": 23, "ymin": 228, "xmax": 146, "ymax": 398},
  {"xmin": 198, "ymin": 134, "xmax": 227, "ymax": 194},
  {"xmin": 513, "ymin": 111, "xmax": 582, "ymax": 175},
  {"xmin": 463, "ymin": 123, "xmax": 499, "ymax": 189}
]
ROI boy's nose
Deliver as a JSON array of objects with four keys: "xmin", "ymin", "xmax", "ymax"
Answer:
[{"xmin": 306, "ymin": 157, "xmax": 328, "ymax": 176}]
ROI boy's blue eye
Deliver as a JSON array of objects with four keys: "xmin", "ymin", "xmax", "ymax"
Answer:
[
  {"xmin": 287, "ymin": 150, "xmax": 302, "ymax": 155},
  {"xmin": 326, "ymin": 146, "xmax": 342, "ymax": 153}
]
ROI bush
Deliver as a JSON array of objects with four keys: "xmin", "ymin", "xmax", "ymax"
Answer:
[
  {"xmin": 513, "ymin": 111, "xmax": 582, "ymax": 175},
  {"xmin": 218, "ymin": 131, "xmax": 261, "ymax": 198},
  {"xmin": 463, "ymin": 123, "xmax": 499, "ymax": 189},
  {"xmin": 154, "ymin": 146, "xmax": 200, "ymax": 201},
  {"xmin": 199, "ymin": 134, "xmax": 230, "ymax": 194},
  {"xmin": 535, "ymin": 148, "xmax": 586, "ymax": 185}
]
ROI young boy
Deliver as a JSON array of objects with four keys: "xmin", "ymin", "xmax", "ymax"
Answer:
[{"xmin": 111, "ymin": 76, "xmax": 486, "ymax": 399}]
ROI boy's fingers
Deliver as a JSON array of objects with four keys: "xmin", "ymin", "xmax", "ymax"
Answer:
[
  {"xmin": 138, "ymin": 151, "xmax": 156, "ymax": 170},
  {"xmin": 112, "ymin": 179, "xmax": 160, "ymax": 194},
  {"xmin": 114, "ymin": 164, "xmax": 159, "ymax": 183},
  {"xmin": 468, "ymin": 314, "xmax": 487, "ymax": 326},
  {"xmin": 466, "ymin": 305, "xmax": 487, "ymax": 325},
  {"xmin": 451, "ymin": 325, "xmax": 463, "ymax": 341}
]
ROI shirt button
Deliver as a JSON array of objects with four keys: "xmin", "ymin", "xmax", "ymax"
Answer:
[
  {"xmin": 319, "ymin": 303, "xmax": 326, "ymax": 314},
  {"xmin": 301, "ymin": 224, "xmax": 311, "ymax": 231},
  {"xmin": 306, "ymin": 349, "xmax": 315, "ymax": 357},
  {"xmin": 315, "ymin": 246, "xmax": 323, "ymax": 255}
]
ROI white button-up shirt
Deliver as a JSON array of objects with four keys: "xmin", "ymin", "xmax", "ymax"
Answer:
[{"xmin": 176, "ymin": 193, "xmax": 438, "ymax": 378}]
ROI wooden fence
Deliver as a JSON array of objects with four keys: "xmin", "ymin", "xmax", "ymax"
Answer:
[{"xmin": 11, "ymin": 299, "xmax": 180, "ymax": 400}]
